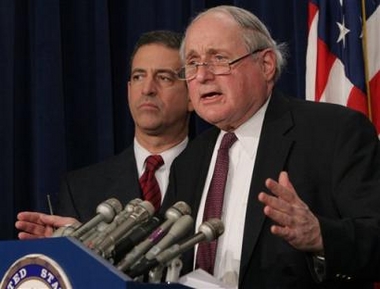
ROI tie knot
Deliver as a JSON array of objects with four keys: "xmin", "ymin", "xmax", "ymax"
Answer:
[
  {"xmin": 145, "ymin": 155, "xmax": 164, "ymax": 172},
  {"xmin": 220, "ymin": 132, "xmax": 237, "ymax": 149}
]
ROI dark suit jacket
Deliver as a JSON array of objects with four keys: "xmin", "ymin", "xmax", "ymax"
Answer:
[
  {"xmin": 165, "ymin": 89, "xmax": 380, "ymax": 289},
  {"xmin": 56, "ymin": 145, "xmax": 143, "ymax": 222}
]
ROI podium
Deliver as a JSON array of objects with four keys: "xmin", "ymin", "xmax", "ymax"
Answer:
[{"xmin": 0, "ymin": 237, "xmax": 191, "ymax": 288}]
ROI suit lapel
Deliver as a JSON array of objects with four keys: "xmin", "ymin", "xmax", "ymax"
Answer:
[
  {"xmin": 239, "ymin": 92, "xmax": 295, "ymax": 283},
  {"xmin": 106, "ymin": 146, "xmax": 142, "ymax": 204},
  {"xmin": 165, "ymin": 127, "xmax": 220, "ymax": 218}
]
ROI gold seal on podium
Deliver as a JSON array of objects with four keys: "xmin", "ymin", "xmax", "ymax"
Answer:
[{"xmin": 0, "ymin": 254, "xmax": 72, "ymax": 289}]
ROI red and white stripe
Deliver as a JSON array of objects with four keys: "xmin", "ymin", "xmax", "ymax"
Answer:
[{"xmin": 306, "ymin": 1, "xmax": 380, "ymax": 136}]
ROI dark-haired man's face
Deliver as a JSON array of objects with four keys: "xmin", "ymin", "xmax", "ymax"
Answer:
[{"xmin": 128, "ymin": 43, "xmax": 192, "ymax": 138}]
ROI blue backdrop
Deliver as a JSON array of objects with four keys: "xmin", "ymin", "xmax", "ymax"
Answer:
[{"xmin": 0, "ymin": 0, "xmax": 308, "ymax": 240}]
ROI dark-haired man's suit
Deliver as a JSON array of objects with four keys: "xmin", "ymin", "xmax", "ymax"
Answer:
[{"xmin": 57, "ymin": 146, "xmax": 143, "ymax": 222}]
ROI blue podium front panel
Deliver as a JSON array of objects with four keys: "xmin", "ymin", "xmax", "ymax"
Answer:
[{"xmin": 0, "ymin": 237, "xmax": 190, "ymax": 289}]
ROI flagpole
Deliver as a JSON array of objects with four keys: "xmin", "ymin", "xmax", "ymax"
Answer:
[{"xmin": 361, "ymin": 0, "xmax": 373, "ymax": 121}]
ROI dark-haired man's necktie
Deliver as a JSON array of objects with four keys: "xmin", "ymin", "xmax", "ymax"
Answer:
[
  {"xmin": 196, "ymin": 132, "xmax": 237, "ymax": 274},
  {"xmin": 139, "ymin": 155, "xmax": 164, "ymax": 212}
]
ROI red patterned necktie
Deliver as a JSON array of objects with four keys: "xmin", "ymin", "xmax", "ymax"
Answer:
[
  {"xmin": 139, "ymin": 155, "xmax": 164, "ymax": 212},
  {"xmin": 196, "ymin": 132, "xmax": 237, "ymax": 274}
]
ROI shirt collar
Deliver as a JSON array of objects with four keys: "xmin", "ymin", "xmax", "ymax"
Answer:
[
  {"xmin": 220, "ymin": 96, "xmax": 270, "ymax": 158},
  {"xmin": 134, "ymin": 137, "xmax": 189, "ymax": 175}
]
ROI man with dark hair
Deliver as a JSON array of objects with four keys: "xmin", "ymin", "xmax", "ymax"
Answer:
[{"xmin": 16, "ymin": 30, "xmax": 193, "ymax": 237}]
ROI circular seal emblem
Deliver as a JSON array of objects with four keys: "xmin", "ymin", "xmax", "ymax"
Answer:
[{"xmin": 0, "ymin": 254, "xmax": 72, "ymax": 289}]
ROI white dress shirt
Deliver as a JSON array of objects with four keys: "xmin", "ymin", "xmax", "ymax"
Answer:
[{"xmin": 195, "ymin": 98, "xmax": 269, "ymax": 287}]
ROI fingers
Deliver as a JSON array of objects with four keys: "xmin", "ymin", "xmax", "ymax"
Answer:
[
  {"xmin": 278, "ymin": 171, "xmax": 293, "ymax": 189},
  {"xmin": 15, "ymin": 211, "xmax": 78, "ymax": 239},
  {"xmin": 270, "ymin": 224, "xmax": 297, "ymax": 243},
  {"xmin": 259, "ymin": 191, "xmax": 292, "ymax": 220},
  {"xmin": 18, "ymin": 231, "xmax": 41, "ymax": 240},
  {"xmin": 15, "ymin": 211, "xmax": 50, "ymax": 238},
  {"xmin": 258, "ymin": 171, "xmax": 324, "ymax": 252},
  {"xmin": 40, "ymin": 215, "xmax": 78, "ymax": 228},
  {"xmin": 15, "ymin": 220, "xmax": 54, "ymax": 239},
  {"xmin": 264, "ymin": 172, "xmax": 301, "ymax": 205},
  {"xmin": 17, "ymin": 211, "xmax": 77, "ymax": 228},
  {"xmin": 17, "ymin": 229, "xmax": 54, "ymax": 240},
  {"xmin": 17, "ymin": 211, "xmax": 48, "ymax": 225}
]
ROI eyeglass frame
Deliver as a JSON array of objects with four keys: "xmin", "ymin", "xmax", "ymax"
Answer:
[{"xmin": 177, "ymin": 48, "xmax": 266, "ymax": 81}]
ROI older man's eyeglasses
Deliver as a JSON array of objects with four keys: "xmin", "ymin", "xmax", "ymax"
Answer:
[{"xmin": 177, "ymin": 48, "xmax": 265, "ymax": 81}]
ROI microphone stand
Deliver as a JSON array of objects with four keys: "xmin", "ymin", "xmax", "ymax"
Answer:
[
  {"xmin": 148, "ymin": 264, "xmax": 164, "ymax": 283},
  {"xmin": 165, "ymin": 256, "xmax": 183, "ymax": 283},
  {"xmin": 147, "ymin": 256, "xmax": 182, "ymax": 284}
]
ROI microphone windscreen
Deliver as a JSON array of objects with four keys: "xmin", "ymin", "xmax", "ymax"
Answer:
[{"xmin": 111, "ymin": 216, "xmax": 162, "ymax": 264}]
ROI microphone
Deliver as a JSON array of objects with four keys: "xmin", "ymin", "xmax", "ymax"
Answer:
[
  {"xmin": 115, "ymin": 201, "xmax": 191, "ymax": 272},
  {"xmin": 158, "ymin": 218, "xmax": 224, "ymax": 264},
  {"xmin": 69, "ymin": 198, "xmax": 123, "ymax": 240},
  {"xmin": 127, "ymin": 214, "xmax": 194, "ymax": 278},
  {"xmin": 94, "ymin": 200, "xmax": 155, "ymax": 258},
  {"xmin": 145, "ymin": 214, "xmax": 194, "ymax": 261},
  {"xmin": 84, "ymin": 198, "xmax": 142, "ymax": 247},
  {"xmin": 111, "ymin": 216, "xmax": 162, "ymax": 264},
  {"xmin": 126, "ymin": 218, "xmax": 224, "ymax": 278}
]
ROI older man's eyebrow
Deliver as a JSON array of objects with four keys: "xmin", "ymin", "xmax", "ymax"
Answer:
[{"xmin": 184, "ymin": 48, "xmax": 226, "ymax": 61}]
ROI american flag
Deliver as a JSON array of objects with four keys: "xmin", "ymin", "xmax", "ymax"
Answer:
[{"xmin": 306, "ymin": 0, "xmax": 380, "ymax": 137}]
